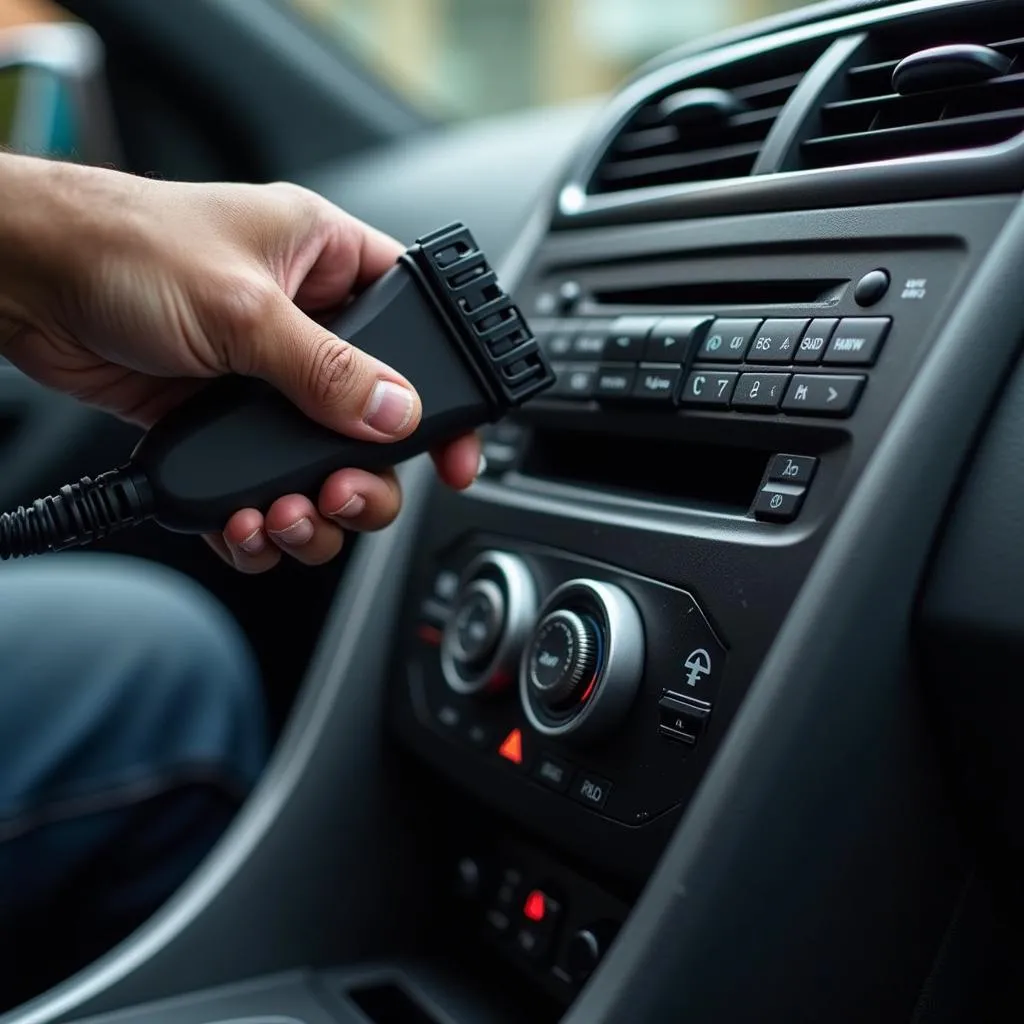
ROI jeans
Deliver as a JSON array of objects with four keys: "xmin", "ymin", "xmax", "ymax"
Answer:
[{"xmin": 0, "ymin": 555, "xmax": 267, "ymax": 1005}]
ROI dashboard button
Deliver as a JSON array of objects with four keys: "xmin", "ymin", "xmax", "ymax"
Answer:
[
  {"xmin": 732, "ymin": 373, "xmax": 790, "ymax": 410},
  {"xmin": 532, "ymin": 754, "xmax": 574, "ymax": 793},
  {"xmin": 540, "ymin": 329, "xmax": 573, "ymax": 359},
  {"xmin": 595, "ymin": 365, "xmax": 637, "ymax": 398},
  {"xmin": 747, "ymin": 319, "xmax": 809, "ymax": 364},
  {"xmin": 603, "ymin": 316, "xmax": 656, "ymax": 361},
  {"xmin": 767, "ymin": 453, "xmax": 818, "ymax": 486},
  {"xmin": 680, "ymin": 370, "xmax": 737, "ymax": 408},
  {"xmin": 551, "ymin": 363, "xmax": 596, "ymax": 398},
  {"xmin": 794, "ymin": 318, "xmax": 838, "ymax": 364},
  {"xmin": 823, "ymin": 318, "xmax": 890, "ymax": 365},
  {"xmin": 632, "ymin": 365, "xmax": 680, "ymax": 401},
  {"xmin": 753, "ymin": 484, "xmax": 806, "ymax": 522},
  {"xmin": 644, "ymin": 315, "xmax": 713, "ymax": 363},
  {"xmin": 658, "ymin": 694, "xmax": 709, "ymax": 745},
  {"xmin": 570, "ymin": 329, "xmax": 607, "ymax": 359},
  {"xmin": 696, "ymin": 318, "xmax": 760, "ymax": 362},
  {"xmin": 782, "ymin": 374, "xmax": 865, "ymax": 416},
  {"xmin": 570, "ymin": 771, "xmax": 613, "ymax": 811},
  {"xmin": 854, "ymin": 269, "xmax": 890, "ymax": 307}
]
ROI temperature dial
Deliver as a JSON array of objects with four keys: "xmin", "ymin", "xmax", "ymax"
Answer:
[
  {"xmin": 521, "ymin": 579, "xmax": 644, "ymax": 741},
  {"xmin": 527, "ymin": 609, "xmax": 600, "ymax": 712},
  {"xmin": 441, "ymin": 551, "xmax": 537, "ymax": 696}
]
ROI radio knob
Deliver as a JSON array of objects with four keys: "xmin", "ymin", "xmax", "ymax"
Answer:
[
  {"xmin": 441, "ymin": 551, "xmax": 537, "ymax": 696},
  {"xmin": 520, "ymin": 579, "xmax": 644, "ymax": 741},
  {"xmin": 527, "ymin": 609, "xmax": 600, "ymax": 712}
]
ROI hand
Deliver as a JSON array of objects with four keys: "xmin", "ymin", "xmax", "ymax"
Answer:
[{"xmin": 0, "ymin": 155, "xmax": 480, "ymax": 571}]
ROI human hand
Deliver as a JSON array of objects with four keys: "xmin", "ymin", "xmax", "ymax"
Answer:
[{"xmin": 0, "ymin": 155, "xmax": 480, "ymax": 571}]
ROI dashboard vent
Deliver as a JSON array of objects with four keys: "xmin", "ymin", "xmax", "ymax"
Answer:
[
  {"xmin": 590, "ymin": 41, "xmax": 825, "ymax": 194},
  {"xmin": 802, "ymin": 21, "xmax": 1024, "ymax": 169}
]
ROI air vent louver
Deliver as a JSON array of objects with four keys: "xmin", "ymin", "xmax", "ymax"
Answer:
[
  {"xmin": 803, "ymin": 16, "xmax": 1024, "ymax": 169},
  {"xmin": 590, "ymin": 41, "xmax": 825, "ymax": 195}
]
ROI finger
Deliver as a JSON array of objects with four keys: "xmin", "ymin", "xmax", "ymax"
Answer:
[
  {"xmin": 318, "ymin": 467, "xmax": 402, "ymax": 532},
  {"xmin": 264, "ymin": 494, "xmax": 345, "ymax": 566},
  {"xmin": 234, "ymin": 288, "xmax": 421, "ymax": 444},
  {"xmin": 431, "ymin": 432, "xmax": 483, "ymax": 490},
  {"xmin": 221, "ymin": 509, "xmax": 283, "ymax": 573}
]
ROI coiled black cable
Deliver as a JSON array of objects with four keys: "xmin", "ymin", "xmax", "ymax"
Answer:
[{"xmin": 0, "ymin": 468, "xmax": 154, "ymax": 559}]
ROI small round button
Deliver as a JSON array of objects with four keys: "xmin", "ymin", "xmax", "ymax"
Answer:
[
  {"xmin": 566, "ymin": 922, "xmax": 617, "ymax": 983},
  {"xmin": 854, "ymin": 269, "xmax": 890, "ymax": 307},
  {"xmin": 527, "ymin": 610, "xmax": 599, "ymax": 711},
  {"xmin": 558, "ymin": 280, "xmax": 583, "ymax": 312}
]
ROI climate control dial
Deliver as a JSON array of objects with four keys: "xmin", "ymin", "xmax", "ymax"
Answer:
[
  {"xmin": 521, "ymin": 579, "xmax": 644, "ymax": 741},
  {"xmin": 441, "ymin": 551, "xmax": 537, "ymax": 696}
]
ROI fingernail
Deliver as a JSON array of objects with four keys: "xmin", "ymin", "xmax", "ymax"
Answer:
[
  {"xmin": 330, "ymin": 494, "xmax": 366, "ymax": 519},
  {"xmin": 270, "ymin": 517, "xmax": 314, "ymax": 546},
  {"xmin": 239, "ymin": 529, "xmax": 265, "ymax": 555},
  {"xmin": 364, "ymin": 380, "xmax": 414, "ymax": 436}
]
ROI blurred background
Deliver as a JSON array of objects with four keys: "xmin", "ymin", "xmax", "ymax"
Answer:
[{"xmin": 2, "ymin": 0, "xmax": 816, "ymax": 123}]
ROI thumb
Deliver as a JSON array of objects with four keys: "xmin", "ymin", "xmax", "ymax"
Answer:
[{"xmin": 242, "ymin": 288, "xmax": 421, "ymax": 441}]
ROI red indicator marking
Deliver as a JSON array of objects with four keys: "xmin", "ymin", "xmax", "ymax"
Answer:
[
  {"xmin": 578, "ymin": 675, "xmax": 598, "ymax": 704},
  {"xmin": 498, "ymin": 728, "xmax": 523, "ymax": 765},
  {"xmin": 523, "ymin": 889, "xmax": 546, "ymax": 922}
]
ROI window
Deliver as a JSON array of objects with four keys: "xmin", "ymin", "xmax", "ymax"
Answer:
[{"xmin": 287, "ymin": 0, "xmax": 819, "ymax": 120}]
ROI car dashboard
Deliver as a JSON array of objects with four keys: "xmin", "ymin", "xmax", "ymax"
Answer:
[{"xmin": 20, "ymin": 1, "xmax": 1024, "ymax": 1023}]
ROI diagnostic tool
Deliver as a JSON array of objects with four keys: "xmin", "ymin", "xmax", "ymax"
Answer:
[{"xmin": 0, "ymin": 223, "xmax": 552, "ymax": 557}]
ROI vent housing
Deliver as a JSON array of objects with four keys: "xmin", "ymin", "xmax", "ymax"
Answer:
[
  {"xmin": 802, "ymin": 13, "xmax": 1024, "ymax": 169},
  {"xmin": 589, "ymin": 40, "xmax": 826, "ymax": 195}
]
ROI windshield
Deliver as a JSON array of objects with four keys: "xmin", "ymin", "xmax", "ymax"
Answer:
[{"xmin": 287, "ymin": 0, "xmax": 820, "ymax": 120}]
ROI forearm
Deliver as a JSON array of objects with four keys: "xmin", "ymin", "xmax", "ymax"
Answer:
[{"xmin": 0, "ymin": 154, "xmax": 147, "ymax": 345}]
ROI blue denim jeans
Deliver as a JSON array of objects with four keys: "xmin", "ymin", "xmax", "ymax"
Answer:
[{"xmin": 0, "ymin": 555, "xmax": 267, "ymax": 1004}]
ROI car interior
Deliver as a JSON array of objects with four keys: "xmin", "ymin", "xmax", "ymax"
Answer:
[{"xmin": 3, "ymin": 0, "xmax": 1024, "ymax": 1020}]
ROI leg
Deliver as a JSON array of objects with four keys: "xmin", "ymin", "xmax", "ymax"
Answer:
[{"xmin": 0, "ymin": 554, "xmax": 266, "ymax": 1003}]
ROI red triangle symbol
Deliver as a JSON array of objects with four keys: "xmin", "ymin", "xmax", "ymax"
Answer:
[{"xmin": 498, "ymin": 728, "xmax": 523, "ymax": 765}]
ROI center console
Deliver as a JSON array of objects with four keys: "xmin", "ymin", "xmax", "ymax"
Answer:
[{"xmin": 385, "ymin": 192, "xmax": 1011, "ymax": 1005}]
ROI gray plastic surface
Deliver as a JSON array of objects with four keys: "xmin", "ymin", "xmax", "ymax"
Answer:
[{"xmin": 50, "ymin": 974, "xmax": 355, "ymax": 1024}]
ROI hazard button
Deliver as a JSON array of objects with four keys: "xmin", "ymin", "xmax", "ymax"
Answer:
[{"xmin": 497, "ymin": 727, "xmax": 526, "ymax": 768}]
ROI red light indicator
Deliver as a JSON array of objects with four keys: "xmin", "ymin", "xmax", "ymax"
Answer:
[
  {"xmin": 523, "ymin": 889, "xmax": 547, "ymax": 923},
  {"xmin": 498, "ymin": 728, "xmax": 523, "ymax": 765}
]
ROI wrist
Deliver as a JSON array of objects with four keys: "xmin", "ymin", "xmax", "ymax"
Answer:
[{"xmin": 0, "ymin": 155, "xmax": 147, "ymax": 337}]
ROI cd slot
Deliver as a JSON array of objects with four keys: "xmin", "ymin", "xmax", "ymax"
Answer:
[
  {"xmin": 592, "ymin": 278, "xmax": 846, "ymax": 308},
  {"xmin": 519, "ymin": 426, "xmax": 766, "ymax": 513}
]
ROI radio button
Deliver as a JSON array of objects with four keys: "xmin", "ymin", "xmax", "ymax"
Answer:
[
  {"xmin": 732, "ymin": 373, "xmax": 790, "ymax": 410},
  {"xmin": 696, "ymin": 318, "xmax": 761, "ymax": 362},
  {"xmin": 747, "ymin": 319, "xmax": 809, "ymax": 364},
  {"xmin": 570, "ymin": 329, "xmax": 607, "ymax": 359},
  {"xmin": 753, "ymin": 484, "xmax": 806, "ymax": 522},
  {"xmin": 603, "ymin": 316, "xmax": 657, "ymax": 361},
  {"xmin": 550, "ymin": 363, "xmax": 597, "ymax": 398},
  {"xmin": 794, "ymin": 318, "xmax": 838, "ymax": 364},
  {"xmin": 644, "ymin": 315, "xmax": 713, "ymax": 363},
  {"xmin": 767, "ymin": 454, "xmax": 818, "ymax": 486},
  {"xmin": 782, "ymin": 374, "xmax": 865, "ymax": 416},
  {"xmin": 542, "ymin": 329, "xmax": 574, "ymax": 359},
  {"xmin": 595, "ymin": 365, "xmax": 637, "ymax": 398},
  {"xmin": 632, "ymin": 365, "xmax": 681, "ymax": 402},
  {"xmin": 680, "ymin": 370, "xmax": 737, "ymax": 408},
  {"xmin": 823, "ymin": 317, "xmax": 890, "ymax": 366}
]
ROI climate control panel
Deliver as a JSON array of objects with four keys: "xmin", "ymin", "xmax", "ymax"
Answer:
[{"xmin": 390, "ymin": 539, "xmax": 726, "ymax": 830}]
